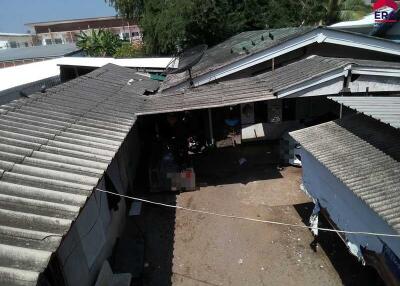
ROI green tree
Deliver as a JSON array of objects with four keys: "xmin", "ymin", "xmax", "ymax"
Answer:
[
  {"xmin": 106, "ymin": 0, "xmax": 370, "ymax": 55},
  {"xmin": 304, "ymin": 0, "xmax": 371, "ymax": 25},
  {"xmin": 76, "ymin": 29, "xmax": 122, "ymax": 57},
  {"xmin": 105, "ymin": 0, "xmax": 143, "ymax": 20},
  {"xmin": 114, "ymin": 42, "xmax": 145, "ymax": 57},
  {"xmin": 108, "ymin": 0, "xmax": 273, "ymax": 54},
  {"xmin": 326, "ymin": 0, "xmax": 371, "ymax": 24}
]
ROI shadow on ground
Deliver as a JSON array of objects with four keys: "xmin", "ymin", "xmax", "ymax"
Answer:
[
  {"xmin": 111, "ymin": 142, "xmax": 382, "ymax": 286},
  {"xmin": 111, "ymin": 194, "xmax": 177, "ymax": 286},
  {"xmin": 111, "ymin": 143, "xmax": 284, "ymax": 286},
  {"xmin": 193, "ymin": 143, "xmax": 283, "ymax": 186},
  {"xmin": 294, "ymin": 203, "xmax": 385, "ymax": 286}
]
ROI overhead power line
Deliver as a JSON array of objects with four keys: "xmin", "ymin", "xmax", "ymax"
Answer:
[{"xmin": 95, "ymin": 188, "xmax": 400, "ymax": 238}]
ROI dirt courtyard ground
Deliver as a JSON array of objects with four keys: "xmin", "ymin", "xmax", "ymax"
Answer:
[{"xmin": 121, "ymin": 144, "xmax": 372, "ymax": 286}]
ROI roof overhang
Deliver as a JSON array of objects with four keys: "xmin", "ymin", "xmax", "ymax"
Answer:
[
  {"xmin": 169, "ymin": 28, "xmax": 400, "ymax": 92},
  {"xmin": 276, "ymin": 64, "xmax": 400, "ymax": 98},
  {"xmin": 135, "ymin": 92, "xmax": 275, "ymax": 116},
  {"xmin": 0, "ymin": 33, "xmax": 32, "ymax": 37},
  {"xmin": 57, "ymin": 57, "xmax": 178, "ymax": 70},
  {"xmin": 352, "ymin": 66, "xmax": 400, "ymax": 77},
  {"xmin": 276, "ymin": 68, "xmax": 349, "ymax": 98},
  {"xmin": 329, "ymin": 96, "xmax": 400, "ymax": 129},
  {"xmin": 25, "ymin": 16, "xmax": 121, "ymax": 27},
  {"xmin": 0, "ymin": 59, "xmax": 61, "ymax": 92}
]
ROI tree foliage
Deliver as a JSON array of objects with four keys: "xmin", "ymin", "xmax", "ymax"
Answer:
[
  {"xmin": 106, "ymin": 0, "xmax": 371, "ymax": 55},
  {"xmin": 326, "ymin": 0, "xmax": 371, "ymax": 24},
  {"xmin": 105, "ymin": 0, "xmax": 143, "ymax": 20},
  {"xmin": 114, "ymin": 42, "xmax": 145, "ymax": 57},
  {"xmin": 76, "ymin": 29, "xmax": 122, "ymax": 57}
]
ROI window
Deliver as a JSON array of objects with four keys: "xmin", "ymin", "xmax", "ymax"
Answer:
[
  {"xmin": 132, "ymin": 32, "xmax": 140, "ymax": 38},
  {"xmin": 123, "ymin": 32, "xmax": 129, "ymax": 40},
  {"xmin": 54, "ymin": 38, "xmax": 63, "ymax": 44},
  {"xmin": 45, "ymin": 39, "xmax": 52, "ymax": 45},
  {"xmin": 9, "ymin": 41, "xmax": 17, "ymax": 48}
]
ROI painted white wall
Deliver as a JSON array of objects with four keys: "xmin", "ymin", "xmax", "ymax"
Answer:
[
  {"xmin": 57, "ymin": 174, "xmax": 127, "ymax": 286},
  {"xmin": 350, "ymin": 74, "xmax": 400, "ymax": 93},
  {"xmin": 56, "ymin": 127, "xmax": 141, "ymax": 286},
  {"xmin": 40, "ymin": 32, "xmax": 67, "ymax": 45},
  {"xmin": 278, "ymin": 77, "xmax": 344, "ymax": 98},
  {"xmin": 0, "ymin": 35, "xmax": 33, "ymax": 48},
  {"xmin": 0, "ymin": 40, "xmax": 8, "ymax": 49},
  {"xmin": 0, "ymin": 59, "xmax": 60, "ymax": 92},
  {"xmin": 300, "ymin": 149, "xmax": 400, "ymax": 260}
]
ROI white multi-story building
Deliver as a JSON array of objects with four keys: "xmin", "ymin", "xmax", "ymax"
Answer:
[
  {"xmin": 25, "ymin": 16, "xmax": 142, "ymax": 46},
  {"xmin": 0, "ymin": 33, "xmax": 33, "ymax": 49}
]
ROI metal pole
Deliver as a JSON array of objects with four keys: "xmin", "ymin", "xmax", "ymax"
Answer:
[{"xmin": 208, "ymin": 109, "xmax": 214, "ymax": 145}]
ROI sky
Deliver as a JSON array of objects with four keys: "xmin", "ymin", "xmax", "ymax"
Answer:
[{"xmin": 0, "ymin": 0, "xmax": 117, "ymax": 33}]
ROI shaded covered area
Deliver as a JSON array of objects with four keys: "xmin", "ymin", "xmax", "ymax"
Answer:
[
  {"xmin": 193, "ymin": 143, "xmax": 282, "ymax": 186},
  {"xmin": 114, "ymin": 101, "xmax": 371, "ymax": 285}
]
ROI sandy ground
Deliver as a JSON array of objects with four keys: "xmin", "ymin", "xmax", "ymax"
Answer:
[
  {"xmin": 170, "ymin": 167, "xmax": 342, "ymax": 286},
  {"xmin": 121, "ymin": 144, "xmax": 371, "ymax": 286}
]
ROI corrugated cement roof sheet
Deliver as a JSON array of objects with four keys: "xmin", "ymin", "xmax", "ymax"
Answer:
[
  {"xmin": 161, "ymin": 26, "xmax": 400, "ymax": 90},
  {"xmin": 0, "ymin": 63, "xmax": 159, "ymax": 285},
  {"xmin": 329, "ymin": 96, "xmax": 400, "ymax": 129},
  {"xmin": 290, "ymin": 114, "xmax": 400, "ymax": 234},
  {"xmin": 141, "ymin": 55, "xmax": 400, "ymax": 116},
  {"xmin": 162, "ymin": 27, "xmax": 313, "ymax": 89},
  {"xmin": 0, "ymin": 44, "xmax": 79, "ymax": 62}
]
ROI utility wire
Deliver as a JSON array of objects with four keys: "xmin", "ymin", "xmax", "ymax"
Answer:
[{"xmin": 96, "ymin": 188, "xmax": 400, "ymax": 239}]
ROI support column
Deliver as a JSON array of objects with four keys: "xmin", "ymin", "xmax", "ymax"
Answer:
[{"xmin": 208, "ymin": 109, "xmax": 214, "ymax": 145}]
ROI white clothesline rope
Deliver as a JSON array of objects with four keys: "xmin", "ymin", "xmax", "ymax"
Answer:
[{"xmin": 95, "ymin": 188, "xmax": 400, "ymax": 238}]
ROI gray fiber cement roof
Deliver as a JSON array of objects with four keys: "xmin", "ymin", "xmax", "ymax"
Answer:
[
  {"xmin": 290, "ymin": 114, "xmax": 400, "ymax": 234},
  {"xmin": 162, "ymin": 26, "xmax": 313, "ymax": 89},
  {"xmin": 0, "ymin": 63, "xmax": 159, "ymax": 285},
  {"xmin": 161, "ymin": 26, "xmax": 400, "ymax": 90},
  {"xmin": 0, "ymin": 53, "xmax": 399, "ymax": 284},
  {"xmin": 141, "ymin": 55, "xmax": 400, "ymax": 115},
  {"xmin": 136, "ymin": 77, "xmax": 276, "ymax": 115},
  {"xmin": 329, "ymin": 96, "xmax": 400, "ymax": 129},
  {"xmin": 0, "ymin": 44, "xmax": 79, "ymax": 62}
]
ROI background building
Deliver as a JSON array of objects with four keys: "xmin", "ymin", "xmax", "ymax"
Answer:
[
  {"xmin": 25, "ymin": 16, "xmax": 142, "ymax": 46},
  {"xmin": 0, "ymin": 44, "xmax": 81, "ymax": 68},
  {"xmin": 0, "ymin": 33, "xmax": 33, "ymax": 49}
]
